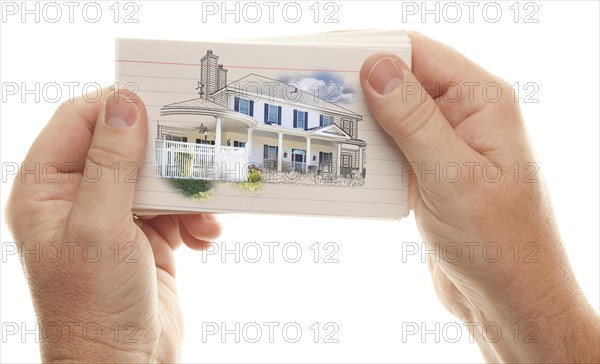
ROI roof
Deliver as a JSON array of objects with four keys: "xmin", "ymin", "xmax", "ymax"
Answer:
[
  {"xmin": 222, "ymin": 73, "xmax": 362, "ymax": 119},
  {"xmin": 161, "ymin": 97, "xmax": 227, "ymax": 115},
  {"xmin": 160, "ymin": 97, "xmax": 352, "ymax": 142},
  {"xmin": 160, "ymin": 97, "xmax": 258, "ymax": 127}
]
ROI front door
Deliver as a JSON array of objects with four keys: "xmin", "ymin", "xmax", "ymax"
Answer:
[
  {"xmin": 319, "ymin": 152, "xmax": 333, "ymax": 173},
  {"xmin": 292, "ymin": 149, "xmax": 306, "ymax": 172},
  {"xmin": 340, "ymin": 153, "xmax": 353, "ymax": 176}
]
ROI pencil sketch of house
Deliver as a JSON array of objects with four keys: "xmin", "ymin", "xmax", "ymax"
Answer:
[{"xmin": 155, "ymin": 50, "xmax": 366, "ymax": 186}]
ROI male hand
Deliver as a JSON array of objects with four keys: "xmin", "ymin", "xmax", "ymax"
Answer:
[
  {"xmin": 5, "ymin": 89, "xmax": 221, "ymax": 362},
  {"xmin": 360, "ymin": 32, "xmax": 599, "ymax": 362}
]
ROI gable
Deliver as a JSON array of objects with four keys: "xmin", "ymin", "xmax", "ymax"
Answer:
[{"xmin": 312, "ymin": 124, "xmax": 351, "ymax": 138}]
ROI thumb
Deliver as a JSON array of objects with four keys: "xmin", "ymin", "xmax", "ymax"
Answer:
[
  {"xmin": 360, "ymin": 53, "xmax": 480, "ymax": 185},
  {"xmin": 69, "ymin": 90, "xmax": 148, "ymax": 234}
]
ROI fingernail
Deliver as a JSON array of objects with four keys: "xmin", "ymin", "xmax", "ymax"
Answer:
[
  {"xmin": 368, "ymin": 56, "xmax": 404, "ymax": 95},
  {"xmin": 105, "ymin": 92, "xmax": 138, "ymax": 128}
]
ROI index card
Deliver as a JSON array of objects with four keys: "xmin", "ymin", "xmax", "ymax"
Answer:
[{"xmin": 117, "ymin": 31, "xmax": 411, "ymax": 219}]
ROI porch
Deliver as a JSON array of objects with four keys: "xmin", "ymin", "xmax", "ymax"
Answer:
[
  {"xmin": 156, "ymin": 102, "xmax": 365, "ymax": 184},
  {"xmin": 155, "ymin": 139, "xmax": 247, "ymax": 181},
  {"xmin": 154, "ymin": 139, "xmax": 344, "ymax": 183}
]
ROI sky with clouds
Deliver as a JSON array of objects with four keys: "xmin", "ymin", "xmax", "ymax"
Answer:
[{"xmin": 280, "ymin": 72, "xmax": 354, "ymax": 104}]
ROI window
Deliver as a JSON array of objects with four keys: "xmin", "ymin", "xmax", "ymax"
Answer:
[
  {"xmin": 342, "ymin": 118, "xmax": 353, "ymax": 137},
  {"xmin": 294, "ymin": 110, "xmax": 308, "ymax": 129},
  {"xmin": 233, "ymin": 141, "xmax": 246, "ymax": 148},
  {"xmin": 196, "ymin": 139, "xmax": 214, "ymax": 145},
  {"xmin": 264, "ymin": 145, "xmax": 278, "ymax": 160},
  {"xmin": 320, "ymin": 115, "xmax": 332, "ymax": 126},
  {"xmin": 167, "ymin": 135, "xmax": 187, "ymax": 143},
  {"xmin": 319, "ymin": 152, "xmax": 332, "ymax": 165},
  {"xmin": 263, "ymin": 145, "xmax": 279, "ymax": 170},
  {"xmin": 268, "ymin": 104, "xmax": 279, "ymax": 123},
  {"xmin": 341, "ymin": 153, "xmax": 352, "ymax": 167},
  {"xmin": 239, "ymin": 99, "xmax": 250, "ymax": 115},
  {"xmin": 263, "ymin": 104, "xmax": 281, "ymax": 124},
  {"xmin": 234, "ymin": 97, "xmax": 254, "ymax": 116}
]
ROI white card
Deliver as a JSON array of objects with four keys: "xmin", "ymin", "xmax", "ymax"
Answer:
[{"xmin": 117, "ymin": 31, "xmax": 411, "ymax": 219}]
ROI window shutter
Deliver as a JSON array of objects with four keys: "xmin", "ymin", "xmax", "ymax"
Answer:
[
  {"xmin": 293, "ymin": 110, "xmax": 297, "ymax": 128},
  {"xmin": 304, "ymin": 112, "xmax": 308, "ymax": 130},
  {"xmin": 319, "ymin": 115, "xmax": 323, "ymax": 126},
  {"xmin": 277, "ymin": 106, "xmax": 282, "ymax": 125},
  {"xmin": 249, "ymin": 100, "xmax": 254, "ymax": 116},
  {"xmin": 264, "ymin": 103, "xmax": 269, "ymax": 123},
  {"xmin": 234, "ymin": 96, "xmax": 239, "ymax": 111},
  {"xmin": 263, "ymin": 144, "xmax": 268, "ymax": 159}
]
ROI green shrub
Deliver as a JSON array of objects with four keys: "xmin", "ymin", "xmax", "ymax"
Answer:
[
  {"xmin": 235, "ymin": 181, "xmax": 263, "ymax": 194},
  {"xmin": 248, "ymin": 169, "xmax": 262, "ymax": 183},
  {"xmin": 234, "ymin": 166, "xmax": 263, "ymax": 194},
  {"xmin": 191, "ymin": 190, "xmax": 212, "ymax": 201},
  {"xmin": 167, "ymin": 178, "xmax": 214, "ymax": 199}
]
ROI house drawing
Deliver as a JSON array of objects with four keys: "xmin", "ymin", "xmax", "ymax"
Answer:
[{"xmin": 155, "ymin": 50, "xmax": 367, "ymax": 186}]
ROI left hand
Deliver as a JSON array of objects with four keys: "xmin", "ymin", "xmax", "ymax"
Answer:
[{"xmin": 5, "ymin": 88, "xmax": 221, "ymax": 363}]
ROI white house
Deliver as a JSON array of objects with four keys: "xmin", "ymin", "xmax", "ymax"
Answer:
[{"xmin": 155, "ymin": 50, "xmax": 366, "ymax": 184}]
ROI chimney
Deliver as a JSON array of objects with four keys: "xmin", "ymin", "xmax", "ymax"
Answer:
[
  {"xmin": 217, "ymin": 64, "xmax": 228, "ymax": 91},
  {"xmin": 200, "ymin": 50, "xmax": 219, "ymax": 99}
]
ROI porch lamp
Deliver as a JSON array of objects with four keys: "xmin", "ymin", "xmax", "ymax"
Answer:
[
  {"xmin": 198, "ymin": 123, "xmax": 209, "ymax": 141},
  {"xmin": 313, "ymin": 155, "xmax": 317, "ymax": 161},
  {"xmin": 284, "ymin": 151, "xmax": 288, "ymax": 158}
]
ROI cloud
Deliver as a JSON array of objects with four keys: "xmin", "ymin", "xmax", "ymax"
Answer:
[{"xmin": 279, "ymin": 73, "xmax": 354, "ymax": 104}]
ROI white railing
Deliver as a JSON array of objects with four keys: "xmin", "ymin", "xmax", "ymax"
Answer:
[
  {"xmin": 217, "ymin": 145, "xmax": 247, "ymax": 182},
  {"xmin": 247, "ymin": 158, "xmax": 314, "ymax": 173},
  {"xmin": 155, "ymin": 140, "xmax": 247, "ymax": 181}
]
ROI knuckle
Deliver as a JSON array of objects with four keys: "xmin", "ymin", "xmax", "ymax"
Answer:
[
  {"xmin": 54, "ymin": 97, "xmax": 80, "ymax": 117},
  {"xmin": 85, "ymin": 143, "xmax": 130, "ymax": 171},
  {"xmin": 391, "ymin": 98, "xmax": 438, "ymax": 139}
]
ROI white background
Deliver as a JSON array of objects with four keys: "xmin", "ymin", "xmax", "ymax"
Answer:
[{"xmin": 1, "ymin": 1, "xmax": 598, "ymax": 363}]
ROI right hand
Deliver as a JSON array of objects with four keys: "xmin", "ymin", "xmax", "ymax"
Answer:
[{"xmin": 359, "ymin": 32, "xmax": 599, "ymax": 362}]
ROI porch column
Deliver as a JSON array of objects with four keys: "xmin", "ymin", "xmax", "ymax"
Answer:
[
  {"xmin": 277, "ymin": 132, "xmax": 283, "ymax": 172},
  {"xmin": 246, "ymin": 127, "xmax": 253, "ymax": 164},
  {"xmin": 358, "ymin": 146, "xmax": 364, "ymax": 175},
  {"xmin": 336, "ymin": 142, "xmax": 342, "ymax": 175},
  {"xmin": 215, "ymin": 116, "xmax": 222, "ymax": 176},
  {"xmin": 215, "ymin": 116, "xmax": 222, "ymax": 147},
  {"xmin": 305, "ymin": 137, "xmax": 311, "ymax": 173},
  {"xmin": 161, "ymin": 139, "xmax": 167, "ymax": 177}
]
